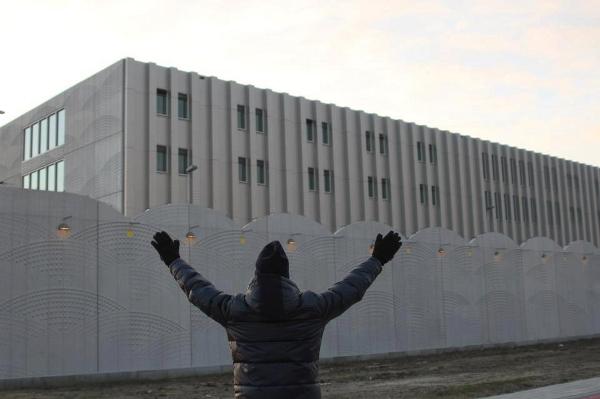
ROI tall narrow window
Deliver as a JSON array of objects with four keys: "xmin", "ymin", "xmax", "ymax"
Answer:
[
  {"xmin": 519, "ymin": 160, "xmax": 526, "ymax": 185},
  {"xmin": 368, "ymin": 176, "xmax": 375, "ymax": 198},
  {"xmin": 482, "ymin": 152, "xmax": 489, "ymax": 180},
  {"xmin": 308, "ymin": 167, "xmax": 316, "ymax": 190},
  {"xmin": 178, "ymin": 93, "xmax": 188, "ymax": 119},
  {"xmin": 256, "ymin": 108, "xmax": 264, "ymax": 133},
  {"xmin": 32, "ymin": 122, "xmax": 40, "ymax": 157},
  {"xmin": 156, "ymin": 89, "xmax": 168, "ymax": 115},
  {"xmin": 531, "ymin": 198, "xmax": 537, "ymax": 223},
  {"xmin": 522, "ymin": 196, "xmax": 528, "ymax": 222},
  {"xmin": 555, "ymin": 201, "xmax": 561, "ymax": 226},
  {"xmin": 420, "ymin": 184, "xmax": 428, "ymax": 204},
  {"xmin": 47, "ymin": 163, "xmax": 56, "ymax": 192},
  {"xmin": 513, "ymin": 195, "xmax": 520, "ymax": 222},
  {"xmin": 574, "ymin": 175, "xmax": 579, "ymax": 190},
  {"xmin": 178, "ymin": 149, "xmax": 188, "ymax": 174},
  {"xmin": 23, "ymin": 174, "xmax": 30, "ymax": 190},
  {"xmin": 491, "ymin": 154, "xmax": 498, "ymax": 181},
  {"xmin": 257, "ymin": 160, "xmax": 266, "ymax": 185},
  {"xmin": 501, "ymin": 156, "xmax": 508, "ymax": 182},
  {"xmin": 577, "ymin": 207, "xmax": 582, "ymax": 224},
  {"xmin": 56, "ymin": 160, "xmax": 64, "ymax": 192},
  {"xmin": 365, "ymin": 131, "xmax": 373, "ymax": 152},
  {"xmin": 39, "ymin": 167, "xmax": 47, "ymax": 191},
  {"xmin": 381, "ymin": 178, "xmax": 389, "ymax": 200},
  {"xmin": 324, "ymin": 169, "xmax": 332, "ymax": 193},
  {"xmin": 528, "ymin": 162, "xmax": 534, "ymax": 187},
  {"xmin": 495, "ymin": 192, "xmax": 502, "ymax": 220},
  {"xmin": 552, "ymin": 167, "xmax": 558, "ymax": 192},
  {"xmin": 547, "ymin": 201, "xmax": 553, "ymax": 225},
  {"xmin": 157, "ymin": 145, "xmax": 168, "ymax": 172},
  {"xmin": 429, "ymin": 144, "xmax": 437, "ymax": 163},
  {"xmin": 379, "ymin": 134, "xmax": 388, "ymax": 155},
  {"xmin": 504, "ymin": 194, "xmax": 511, "ymax": 221},
  {"xmin": 40, "ymin": 118, "xmax": 48, "ymax": 153},
  {"xmin": 239, "ymin": 157, "xmax": 248, "ymax": 182},
  {"xmin": 48, "ymin": 113, "xmax": 57, "ymax": 150},
  {"xmin": 322, "ymin": 122, "xmax": 330, "ymax": 144},
  {"xmin": 432, "ymin": 186, "xmax": 438, "ymax": 206},
  {"xmin": 567, "ymin": 173, "xmax": 572, "ymax": 189},
  {"xmin": 417, "ymin": 141, "xmax": 424, "ymax": 162},
  {"xmin": 544, "ymin": 166, "xmax": 550, "ymax": 191},
  {"xmin": 510, "ymin": 158, "xmax": 517, "ymax": 184},
  {"xmin": 570, "ymin": 206, "xmax": 575, "ymax": 222},
  {"xmin": 306, "ymin": 119, "xmax": 315, "ymax": 142},
  {"xmin": 484, "ymin": 191, "xmax": 492, "ymax": 210},
  {"xmin": 237, "ymin": 105, "xmax": 246, "ymax": 130},
  {"xmin": 31, "ymin": 170, "xmax": 39, "ymax": 190},
  {"xmin": 24, "ymin": 127, "xmax": 31, "ymax": 160},
  {"xmin": 57, "ymin": 109, "xmax": 65, "ymax": 146}
]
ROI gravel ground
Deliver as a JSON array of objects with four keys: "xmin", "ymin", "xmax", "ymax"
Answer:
[{"xmin": 3, "ymin": 338, "xmax": 600, "ymax": 398}]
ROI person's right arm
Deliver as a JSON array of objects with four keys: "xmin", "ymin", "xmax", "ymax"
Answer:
[{"xmin": 315, "ymin": 231, "xmax": 401, "ymax": 321}]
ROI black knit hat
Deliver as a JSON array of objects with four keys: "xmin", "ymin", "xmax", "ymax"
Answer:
[{"xmin": 255, "ymin": 241, "xmax": 290, "ymax": 278}]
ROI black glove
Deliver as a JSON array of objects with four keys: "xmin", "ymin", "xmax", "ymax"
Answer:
[
  {"xmin": 372, "ymin": 231, "xmax": 402, "ymax": 265},
  {"xmin": 151, "ymin": 231, "xmax": 180, "ymax": 266}
]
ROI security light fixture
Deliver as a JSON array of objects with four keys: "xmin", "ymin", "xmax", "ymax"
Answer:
[
  {"xmin": 57, "ymin": 216, "xmax": 72, "ymax": 238},
  {"xmin": 437, "ymin": 248, "xmax": 446, "ymax": 257},
  {"xmin": 185, "ymin": 164, "xmax": 198, "ymax": 173}
]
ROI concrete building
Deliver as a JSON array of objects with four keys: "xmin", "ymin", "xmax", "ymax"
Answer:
[{"xmin": 0, "ymin": 58, "xmax": 599, "ymax": 246}]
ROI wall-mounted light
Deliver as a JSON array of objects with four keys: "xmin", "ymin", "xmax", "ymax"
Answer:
[
  {"xmin": 126, "ymin": 222, "xmax": 139, "ymax": 238},
  {"xmin": 287, "ymin": 238, "xmax": 297, "ymax": 252},
  {"xmin": 57, "ymin": 216, "xmax": 72, "ymax": 238},
  {"xmin": 437, "ymin": 248, "xmax": 446, "ymax": 257},
  {"xmin": 541, "ymin": 253, "xmax": 548, "ymax": 264},
  {"xmin": 582, "ymin": 256, "xmax": 589, "ymax": 264},
  {"xmin": 185, "ymin": 225, "xmax": 199, "ymax": 244},
  {"xmin": 494, "ymin": 251, "xmax": 502, "ymax": 262},
  {"xmin": 466, "ymin": 248, "xmax": 473, "ymax": 257}
]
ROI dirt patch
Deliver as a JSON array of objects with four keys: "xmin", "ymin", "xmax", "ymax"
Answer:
[{"xmin": 3, "ymin": 338, "xmax": 600, "ymax": 398}]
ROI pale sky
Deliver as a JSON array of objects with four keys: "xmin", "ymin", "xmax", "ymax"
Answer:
[{"xmin": 1, "ymin": 0, "xmax": 599, "ymax": 167}]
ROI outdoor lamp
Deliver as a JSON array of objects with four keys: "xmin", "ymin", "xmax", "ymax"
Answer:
[
  {"xmin": 57, "ymin": 216, "xmax": 72, "ymax": 238},
  {"xmin": 494, "ymin": 251, "xmax": 502, "ymax": 262},
  {"xmin": 186, "ymin": 231, "xmax": 197, "ymax": 243},
  {"xmin": 287, "ymin": 238, "xmax": 297, "ymax": 252},
  {"xmin": 437, "ymin": 248, "xmax": 446, "ymax": 257}
]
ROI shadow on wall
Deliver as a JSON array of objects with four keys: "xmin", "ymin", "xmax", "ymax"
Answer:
[{"xmin": 0, "ymin": 187, "xmax": 598, "ymax": 380}]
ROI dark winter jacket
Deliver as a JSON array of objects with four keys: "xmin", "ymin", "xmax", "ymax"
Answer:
[{"xmin": 168, "ymin": 241, "xmax": 383, "ymax": 399}]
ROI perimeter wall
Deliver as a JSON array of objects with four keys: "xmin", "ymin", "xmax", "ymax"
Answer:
[{"xmin": 0, "ymin": 186, "xmax": 599, "ymax": 380}]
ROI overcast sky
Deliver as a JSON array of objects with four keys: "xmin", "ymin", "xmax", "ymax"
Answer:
[{"xmin": 1, "ymin": 0, "xmax": 599, "ymax": 167}]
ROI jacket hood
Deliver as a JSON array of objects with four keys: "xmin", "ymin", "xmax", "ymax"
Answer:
[{"xmin": 245, "ymin": 241, "xmax": 298, "ymax": 318}]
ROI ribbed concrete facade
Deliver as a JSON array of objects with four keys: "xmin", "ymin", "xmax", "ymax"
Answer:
[{"xmin": 1, "ymin": 58, "xmax": 599, "ymax": 246}]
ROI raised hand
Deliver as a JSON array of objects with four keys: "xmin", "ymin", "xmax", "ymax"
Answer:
[
  {"xmin": 372, "ymin": 231, "xmax": 402, "ymax": 265},
  {"xmin": 151, "ymin": 231, "xmax": 180, "ymax": 266}
]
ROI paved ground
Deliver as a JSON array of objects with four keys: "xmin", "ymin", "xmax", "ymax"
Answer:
[
  {"xmin": 482, "ymin": 376, "xmax": 600, "ymax": 399},
  {"xmin": 2, "ymin": 338, "xmax": 600, "ymax": 398}
]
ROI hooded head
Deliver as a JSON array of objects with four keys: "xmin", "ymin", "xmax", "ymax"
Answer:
[
  {"xmin": 254, "ymin": 240, "xmax": 290, "ymax": 278},
  {"xmin": 245, "ymin": 241, "xmax": 298, "ymax": 318}
]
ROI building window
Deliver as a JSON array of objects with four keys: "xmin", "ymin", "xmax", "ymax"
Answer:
[
  {"xmin": 23, "ymin": 127, "xmax": 31, "ymax": 161},
  {"xmin": 552, "ymin": 167, "xmax": 558, "ymax": 192},
  {"xmin": 39, "ymin": 167, "xmax": 47, "ymax": 191},
  {"xmin": 381, "ymin": 178, "xmax": 390, "ymax": 200},
  {"xmin": 306, "ymin": 119, "xmax": 315, "ymax": 142},
  {"xmin": 237, "ymin": 105, "xmax": 246, "ymax": 130},
  {"xmin": 365, "ymin": 131, "xmax": 374, "ymax": 152},
  {"xmin": 32, "ymin": 122, "xmax": 40, "ymax": 157},
  {"xmin": 48, "ymin": 113, "xmax": 57, "ymax": 150},
  {"xmin": 484, "ymin": 191, "xmax": 492, "ymax": 212},
  {"xmin": 368, "ymin": 176, "xmax": 376, "ymax": 198},
  {"xmin": 380, "ymin": 134, "xmax": 388, "ymax": 155},
  {"xmin": 431, "ymin": 185, "xmax": 439, "ymax": 206},
  {"xmin": 257, "ymin": 160, "xmax": 266, "ymax": 185},
  {"xmin": 522, "ymin": 196, "xmax": 529, "ymax": 222},
  {"xmin": 504, "ymin": 194, "xmax": 511, "ymax": 221},
  {"xmin": 491, "ymin": 154, "xmax": 498, "ymax": 181},
  {"xmin": 256, "ymin": 108, "xmax": 264, "ymax": 133},
  {"xmin": 547, "ymin": 201, "xmax": 553, "ymax": 225},
  {"xmin": 239, "ymin": 157, "xmax": 248, "ymax": 182},
  {"xmin": 510, "ymin": 158, "xmax": 517, "ymax": 184},
  {"xmin": 178, "ymin": 93, "xmax": 188, "ymax": 119},
  {"xmin": 501, "ymin": 156, "xmax": 508, "ymax": 183},
  {"xmin": 494, "ymin": 192, "xmax": 502, "ymax": 219},
  {"xmin": 420, "ymin": 184, "xmax": 428, "ymax": 204},
  {"xmin": 322, "ymin": 122, "xmax": 330, "ymax": 145},
  {"xmin": 23, "ymin": 174, "xmax": 30, "ymax": 189},
  {"xmin": 567, "ymin": 173, "xmax": 572, "ymax": 189},
  {"xmin": 56, "ymin": 160, "xmax": 64, "ymax": 192},
  {"xmin": 544, "ymin": 165, "xmax": 550, "ymax": 191},
  {"xmin": 47, "ymin": 163, "xmax": 56, "ymax": 192},
  {"xmin": 513, "ymin": 195, "xmax": 520, "ymax": 222},
  {"xmin": 30, "ymin": 170, "xmax": 39, "ymax": 190},
  {"xmin": 308, "ymin": 167, "xmax": 316, "ymax": 191},
  {"xmin": 429, "ymin": 144, "xmax": 437, "ymax": 163},
  {"xmin": 570, "ymin": 206, "xmax": 575, "ymax": 222},
  {"xmin": 527, "ymin": 162, "xmax": 534, "ymax": 187},
  {"xmin": 156, "ymin": 89, "xmax": 168, "ymax": 115},
  {"xmin": 324, "ymin": 169, "xmax": 332, "ymax": 193},
  {"xmin": 178, "ymin": 149, "xmax": 188, "ymax": 174},
  {"xmin": 531, "ymin": 198, "xmax": 537, "ymax": 223},
  {"xmin": 482, "ymin": 152, "xmax": 490, "ymax": 180},
  {"xmin": 555, "ymin": 201, "xmax": 561, "ymax": 226},
  {"xmin": 417, "ymin": 141, "xmax": 424, "ymax": 162},
  {"xmin": 574, "ymin": 175, "xmax": 579, "ymax": 190},
  {"xmin": 157, "ymin": 145, "xmax": 168, "ymax": 172},
  {"xmin": 519, "ymin": 160, "xmax": 526, "ymax": 185},
  {"xmin": 40, "ymin": 118, "xmax": 48, "ymax": 153},
  {"xmin": 577, "ymin": 207, "xmax": 582, "ymax": 225},
  {"xmin": 57, "ymin": 109, "xmax": 65, "ymax": 146}
]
